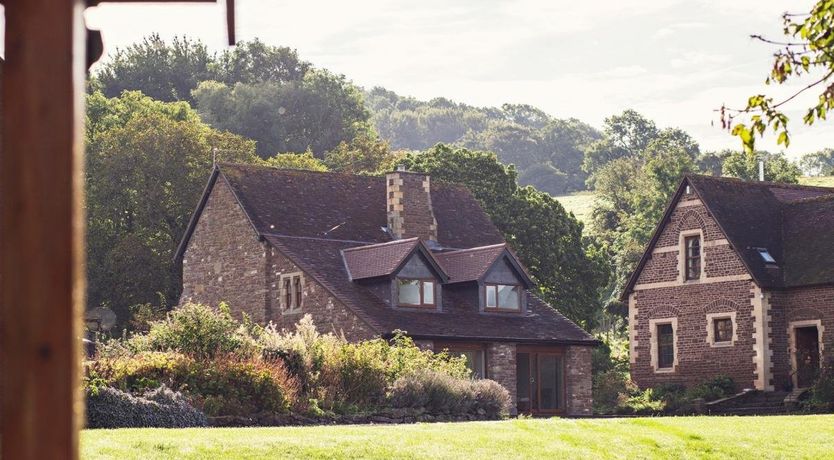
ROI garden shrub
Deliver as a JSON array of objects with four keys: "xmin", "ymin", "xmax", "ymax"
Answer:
[
  {"xmin": 138, "ymin": 302, "xmax": 257, "ymax": 359},
  {"xmin": 389, "ymin": 370, "xmax": 508, "ymax": 416},
  {"xmin": 805, "ymin": 366, "xmax": 834, "ymax": 411},
  {"xmin": 86, "ymin": 385, "xmax": 207, "ymax": 428},
  {"xmin": 687, "ymin": 375, "xmax": 736, "ymax": 402},
  {"xmin": 88, "ymin": 351, "xmax": 297, "ymax": 416},
  {"xmin": 471, "ymin": 379, "xmax": 511, "ymax": 417}
]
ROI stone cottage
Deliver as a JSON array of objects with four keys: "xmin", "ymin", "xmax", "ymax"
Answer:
[
  {"xmin": 175, "ymin": 163, "xmax": 596, "ymax": 415},
  {"xmin": 624, "ymin": 174, "xmax": 834, "ymax": 392}
]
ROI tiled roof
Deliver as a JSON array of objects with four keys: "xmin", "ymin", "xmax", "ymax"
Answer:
[
  {"xmin": 434, "ymin": 244, "xmax": 532, "ymax": 286},
  {"xmin": 266, "ymin": 235, "xmax": 595, "ymax": 344},
  {"xmin": 216, "ymin": 163, "xmax": 504, "ymax": 248},
  {"xmin": 624, "ymin": 174, "xmax": 834, "ymax": 296},
  {"xmin": 343, "ymin": 238, "xmax": 448, "ymax": 282},
  {"xmin": 178, "ymin": 163, "xmax": 594, "ymax": 345}
]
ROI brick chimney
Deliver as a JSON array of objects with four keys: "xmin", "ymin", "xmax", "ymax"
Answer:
[{"xmin": 386, "ymin": 168, "xmax": 438, "ymax": 241}]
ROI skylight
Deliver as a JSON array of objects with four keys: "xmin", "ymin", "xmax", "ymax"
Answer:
[{"xmin": 757, "ymin": 248, "xmax": 776, "ymax": 264}]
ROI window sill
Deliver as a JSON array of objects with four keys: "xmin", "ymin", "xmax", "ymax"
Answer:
[
  {"xmin": 282, "ymin": 308, "xmax": 303, "ymax": 316},
  {"xmin": 709, "ymin": 341, "xmax": 734, "ymax": 348},
  {"xmin": 484, "ymin": 307, "xmax": 522, "ymax": 313},
  {"xmin": 653, "ymin": 367, "xmax": 676, "ymax": 374}
]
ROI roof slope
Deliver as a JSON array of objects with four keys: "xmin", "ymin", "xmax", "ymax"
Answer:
[
  {"xmin": 624, "ymin": 174, "xmax": 834, "ymax": 296},
  {"xmin": 268, "ymin": 235, "xmax": 595, "ymax": 344},
  {"xmin": 178, "ymin": 163, "xmax": 594, "ymax": 345},
  {"xmin": 216, "ymin": 163, "xmax": 504, "ymax": 248}
]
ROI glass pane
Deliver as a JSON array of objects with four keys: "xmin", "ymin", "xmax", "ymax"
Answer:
[
  {"xmin": 497, "ymin": 285, "xmax": 520, "ymax": 309},
  {"xmin": 658, "ymin": 324, "xmax": 674, "ymax": 368},
  {"xmin": 398, "ymin": 279, "xmax": 421, "ymax": 305},
  {"xmin": 486, "ymin": 285, "xmax": 497, "ymax": 308},
  {"xmin": 516, "ymin": 353, "xmax": 531, "ymax": 411},
  {"xmin": 455, "ymin": 350, "xmax": 484, "ymax": 379},
  {"xmin": 422, "ymin": 281, "xmax": 435, "ymax": 305},
  {"xmin": 539, "ymin": 355, "xmax": 563, "ymax": 410},
  {"xmin": 715, "ymin": 319, "xmax": 732, "ymax": 342}
]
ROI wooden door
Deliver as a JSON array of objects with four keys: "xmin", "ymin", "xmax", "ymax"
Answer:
[{"xmin": 795, "ymin": 326, "xmax": 820, "ymax": 388}]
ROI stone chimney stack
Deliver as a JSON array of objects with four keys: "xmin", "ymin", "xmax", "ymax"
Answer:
[{"xmin": 386, "ymin": 168, "xmax": 438, "ymax": 241}]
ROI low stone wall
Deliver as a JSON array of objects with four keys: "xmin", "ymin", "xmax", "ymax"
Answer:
[{"xmin": 209, "ymin": 407, "xmax": 502, "ymax": 427}]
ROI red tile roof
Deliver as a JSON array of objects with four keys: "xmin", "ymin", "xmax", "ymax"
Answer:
[{"xmin": 435, "ymin": 244, "xmax": 507, "ymax": 282}]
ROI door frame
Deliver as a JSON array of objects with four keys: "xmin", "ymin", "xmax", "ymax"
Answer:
[
  {"xmin": 516, "ymin": 346, "xmax": 566, "ymax": 415},
  {"xmin": 789, "ymin": 320, "xmax": 824, "ymax": 389}
]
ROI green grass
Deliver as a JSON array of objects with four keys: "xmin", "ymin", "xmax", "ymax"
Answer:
[
  {"xmin": 81, "ymin": 415, "xmax": 834, "ymax": 459},
  {"xmin": 554, "ymin": 191, "xmax": 596, "ymax": 226},
  {"xmin": 799, "ymin": 176, "xmax": 834, "ymax": 187}
]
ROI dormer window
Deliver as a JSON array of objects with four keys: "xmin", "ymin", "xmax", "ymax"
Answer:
[
  {"xmin": 485, "ymin": 284, "xmax": 521, "ymax": 311},
  {"xmin": 684, "ymin": 235, "xmax": 701, "ymax": 280},
  {"xmin": 398, "ymin": 279, "xmax": 435, "ymax": 307}
]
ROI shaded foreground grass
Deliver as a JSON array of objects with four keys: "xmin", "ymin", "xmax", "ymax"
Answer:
[{"xmin": 82, "ymin": 414, "xmax": 834, "ymax": 459}]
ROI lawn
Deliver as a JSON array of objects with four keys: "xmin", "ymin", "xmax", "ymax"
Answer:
[{"xmin": 82, "ymin": 415, "xmax": 834, "ymax": 459}]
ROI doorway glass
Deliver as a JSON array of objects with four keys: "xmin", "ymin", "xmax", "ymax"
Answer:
[
  {"xmin": 516, "ymin": 353, "xmax": 531, "ymax": 413},
  {"xmin": 538, "ymin": 354, "xmax": 563, "ymax": 411}
]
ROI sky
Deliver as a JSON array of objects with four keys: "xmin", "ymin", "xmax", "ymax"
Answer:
[{"xmin": 59, "ymin": 1, "xmax": 834, "ymax": 157}]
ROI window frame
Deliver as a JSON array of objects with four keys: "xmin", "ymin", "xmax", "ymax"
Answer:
[
  {"xmin": 684, "ymin": 235, "xmax": 701, "ymax": 281},
  {"xmin": 484, "ymin": 283, "xmax": 522, "ymax": 311},
  {"xmin": 280, "ymin": 272, "xmax": 304, "ymax": 314},
  {"xmin": 397, "ymin": 278, "xmax": 436, "ymax": 308},
  {"xmin": 436, "ymin": 342, "xmax": 487, "ymax": 379},
  {"xmin": 649, "ymin": 318, "xmax": 678, "ymax": 373},
  {"xmin": 706, "ymin": 312, "xmax": 737, "ymax": 347}
]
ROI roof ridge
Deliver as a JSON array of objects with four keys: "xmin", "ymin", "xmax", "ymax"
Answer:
[
  {"xmin": 786, "ymin": 193, "xmax": 834, "ymax": 205},
  {"xmin": 686, "ymin": 173, "xmax": 834, "ymax": 192},
  {"xmin": 341, "ymin": 237, "xmax": 420, "ymax": 252},
  {"xmin": 437, "ymin": 243, "xmax": 507, "ymax": 255},
  {"xmin": 217, "ymin": 162, "xmax": 379, "ymax": 179}
]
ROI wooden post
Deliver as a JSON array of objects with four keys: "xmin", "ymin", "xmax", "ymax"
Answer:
[{"xmin": 1, "ymin": 0, "xmax": 87, "ymax": 458}]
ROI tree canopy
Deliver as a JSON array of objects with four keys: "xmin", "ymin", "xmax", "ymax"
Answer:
[{"xmin": 85, "ymin": 90, "xmax": 259, "ymax": 327}]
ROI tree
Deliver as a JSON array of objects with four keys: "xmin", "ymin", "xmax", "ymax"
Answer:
[
  {"xmin": 216, "ymin": 38, "xmax": 310, "ymax": 85},
  {"xmin": 722, "ymin": 1, "xmax": 834, "ymax": 150},
  {"xmin": 323, "ymin": 128, "xmax": 403, "ymax": 175},
  {"xmin": 95, "ymin": 34, "xmax": 215, "ymax": 104},
  {"xmin": 398, "ymin": 144, "xmax": 609, "ymax": 330},
  {"xmin": 799, "ymin": 148, "xmax": 834, "ymax": 176},
  {"xmin": 260, "ymin": 152, "xmax": 328, "ymax": 171},
  {"xmin": 697, "ymin": 150, "xmax": 733, "ymax": 176},
  {"xmin": 582, "ymin": 110, "xmax": 659, "ymax": 185},
  {"xmin": 722, "ymin": 151, "xmax": 801, "ymax": 183},
  {"xmin": 192, "ymin": 69, "xmax": 369, "ymax": 157},
  {"xmin": 86, "ymin": 90, "xmax": 259, "ymax": 327}
]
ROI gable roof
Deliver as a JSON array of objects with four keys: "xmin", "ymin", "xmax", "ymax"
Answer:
[
  {"xmin": 342, "ymin": 238, "xmax": 449, "ymax": 282},
  {"xmin": 176, "ymin": 164, "xmax": 505, "ymax": 260},
  {"xmin": 623, "ymin": 174, "xmax": 834, "ymax": 298},
  {"xmin": 178, "ymin": 163, "xmax": 595, "ymax": 345},
  {"xmin": 435, "ymin": 244, "xmax": 534, "ymax": 287}
]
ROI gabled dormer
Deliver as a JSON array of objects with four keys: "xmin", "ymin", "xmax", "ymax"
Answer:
[
  {"xmin": 342, "ymin": 238, "xmax": 449, "ymax": 311},
  {"xmin": 435, "ymin": 244, "xmax": 534, "ymax": 313}
]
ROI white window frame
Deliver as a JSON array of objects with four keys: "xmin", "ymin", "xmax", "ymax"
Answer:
[
  {"xmin": 280, "ymin": 271, "xmax": 304, "ymax": 314},
  {"xmin": 706, "ymin": 312, "xmax": 737, "ymax": 348},
  {"xmin": 650, "ymin": 317, "xmax": 678, "ymax": 373}
]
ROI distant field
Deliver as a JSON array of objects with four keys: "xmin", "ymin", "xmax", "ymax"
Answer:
[
  {"xmin": 553, "ymin": 191, "xmax": 595, "ymax": 226},
  {"xmin": 799, "ymin": 176, "xmax": 834, "ymax": 187},
  {"xmin": 81, "ymin": 415, "xmax": 834, "ymax": 459},
  {"xmin": 554, "ymin": 176, "xmax": 834, "ymax": 229}
]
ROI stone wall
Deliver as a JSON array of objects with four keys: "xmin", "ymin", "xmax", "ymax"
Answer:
[
  {"xmin": 631, "ymin": 193, "xmax": 759, "ymax": 390},
  {"xmin": 265, "ymin": 245, "xmax": 377, "ymax": 341},
  {"xmin": 769, "ymin": 285, "xmax": 834, "ymax": 390},
  {"xmin": 486, "ymin": 342, "xmax": 517, "ymax": 415},
  {"xmin": 566, "ymin": 346, "xmax": 593, "ymax": 416},
  {"xmin": 180, "ymin": 178, "xmax": 270, "ymax": 322}
]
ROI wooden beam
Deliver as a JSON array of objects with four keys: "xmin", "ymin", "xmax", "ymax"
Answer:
[{"xmin": 1, "ymin": 0, "xmax": 86, "ymax": 458}]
